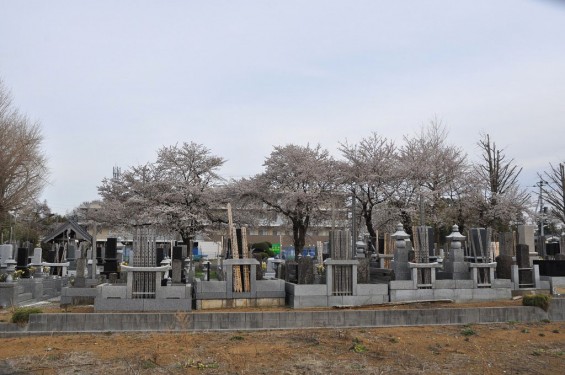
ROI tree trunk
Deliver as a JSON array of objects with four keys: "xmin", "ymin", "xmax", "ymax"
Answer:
[{"xmin": 292, "ymin": 219, "xmax": 307, "ymax": 258}]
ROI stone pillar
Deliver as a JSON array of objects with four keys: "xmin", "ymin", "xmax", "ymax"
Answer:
[{"xmin": 391, "ymin": 223, "xmax": 411, "ymax": 280}]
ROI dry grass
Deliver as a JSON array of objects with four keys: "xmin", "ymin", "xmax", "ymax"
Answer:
[{"xmin": 0, "ymin": 322, "xmax": 564, "ymax": 374}]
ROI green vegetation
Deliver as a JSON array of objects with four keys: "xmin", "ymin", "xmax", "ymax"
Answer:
[
  {"xmin": 461, "ymin": 326, "xmax": 476, "ymax": 337},
  {"xmin": 351, "ymin": 337, "xmax": 367, "ymax": 353},
  {"xmin": 522, "ymin": 294, "xmax": 551, "ymax": 311},
  {"xmin": 11, "ymin": 307, "xmax": 42, "ymax": 324}
]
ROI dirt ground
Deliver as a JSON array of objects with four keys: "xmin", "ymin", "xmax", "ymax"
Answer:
[{"xmin": 0, "ymin": 301, "xmax": 564, "ymax": 374}]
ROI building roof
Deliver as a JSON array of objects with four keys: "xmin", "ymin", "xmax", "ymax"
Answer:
[{"xmin": 42, "ymin": 220, "xmax": 93, "ymax": 243}]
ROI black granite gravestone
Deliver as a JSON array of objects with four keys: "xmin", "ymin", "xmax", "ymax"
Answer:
[
  {"xmin": 103, "ymin": 238, "xmax": 119, "ymax": 276},
  {"xmin": 495, "ymin": 254, "xmax": 513, "ymax": 279},
  {"xmin": 516, "ymin": 244, "xmax": 533, "ymax": 286},
  {"xmin": 172, "ymin": 246, "xmax": 183, "ymax": 260},
  {"xmin": 156, "ymin": 248, "xmax": 165, "ymax": 266},
  {"xmin": 96, "ymin": 246, "xmax": 103, "ymax": 265},
  {"xmin": 16, "ymin": 248, "xmax": 28, "ymax": 268}
]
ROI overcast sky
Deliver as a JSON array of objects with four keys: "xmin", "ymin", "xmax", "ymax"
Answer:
[{"xmin": 1, "ymin": 0, "xmax": 564, "ymax": 215}]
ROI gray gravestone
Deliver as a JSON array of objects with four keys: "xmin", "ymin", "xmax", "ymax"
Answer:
[
  {"xmin": 285, "ymin": 261, "xmax": 298, "ymax": 283},
  {"xmin": 172, "ymin": 259, "xmax": 182, "ymax": 283},
  {"xmin": 0, "ymin": 244, "xmax": 13, "ymax": 266},
  {"xmin": 518, "ymin": 225, "xmax": 536, "ymax": 248},
  {"xmin": 499, "ymin": 232, "xmax": 515, "ymax": 256},
  {"xmin": 357, "ymin": 258, "xmax": 370, "ymax": 283},
  {"xmin": 297, "ymin": 257, "xmax": 314, "ymax": 284},
  {"xmin": 74, "ymin": 254, "xmax": 87, "ymax": 288},
  {"xmin": 31, "ymin": 248, "xmax": 42, "ymax": 265}
]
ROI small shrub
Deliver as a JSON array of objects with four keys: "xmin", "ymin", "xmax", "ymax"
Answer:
[
  {"xmin": 351, "ymin": 343, "xmax": 367, "ymax": 353},
  {"xmin": 351, "ymin": 337, "xmax": 367, "ymax": 353},
  {"xmin": 230, "ymin": 335, "xmax": 244, "ymax": 341},
  {"xmin": 552, "ymin": 329, "xmax": 559, "ymax": 334},
  {"xmin": 523, "ymin": 294, "xmax": 551, "ymax": 311},
  {"xmin": 11, "ymin": 307, "xmax": 42, "ymax": 324},
  {"xmin": 461, "ymin": 327, "xmax": 476, "ymax": 337},
  {"xmin": 521, "ymin": 328, "xmax": 529, "ymax": 334}
]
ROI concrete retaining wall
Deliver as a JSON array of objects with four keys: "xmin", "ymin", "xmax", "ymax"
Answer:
[
  {"xmin": 1, "ymin": 302, "xmax": 557, "ymax": 335},
  {"xmin": 286, "ymin": 282, "xmax": 389, "ymax": 308},
  {"xmin": 61, "ymin": 287, "xmax": 98, "ymax": 306},
  {"xmin": 389, "ymin": 279, "xmax": 513, "ymax": 303}
]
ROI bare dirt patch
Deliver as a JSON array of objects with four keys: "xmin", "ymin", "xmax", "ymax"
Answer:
[
  {"xmin": 0, "ymin": 321, "xmax": 564, "ymax": 374},
  {"xmin": 0, "ymin": 300, "xmax": 563, "ymax": 374}
]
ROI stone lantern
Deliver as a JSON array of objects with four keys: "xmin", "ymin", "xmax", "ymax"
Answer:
[
  {"xmin": 391, "ymin": 223, "xmax": 411, "ymax": 280},
  {"xmin": 446, "ymin": 225, "xmax": 465, "ymax": 252},
  {"xmin": 444, "ymin": 224, "xmax": 470, "ymax": 280}
]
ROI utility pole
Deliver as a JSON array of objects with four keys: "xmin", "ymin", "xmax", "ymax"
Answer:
[
  {"xmin": 351, "ymin": 185, "xmax": 356, "ymax": 255},
  {"xmin": 536, "ymin": 179, "xmax": 546, "ymax": 257}
]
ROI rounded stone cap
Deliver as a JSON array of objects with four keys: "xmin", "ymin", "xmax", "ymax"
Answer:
[
  {"xmin": 391, "ymin": 223, "xmax": 410, "ymax": 240},
  {"xmin": 446, "ymin": 224, "xmax": 465, "ymax": 241}
]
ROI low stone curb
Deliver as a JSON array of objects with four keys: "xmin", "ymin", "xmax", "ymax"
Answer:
[{"xmin": 1, "ymin": 303, "xmax": 563, "ymax": 337}]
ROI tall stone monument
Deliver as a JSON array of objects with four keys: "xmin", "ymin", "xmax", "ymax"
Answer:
[{"xmin": 391, "ymin": 223, "xmax": 411, "ymax": 280}]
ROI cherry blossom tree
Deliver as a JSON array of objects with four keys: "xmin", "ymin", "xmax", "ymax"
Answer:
[
  {"xmin": 398, "ymin": 120, "xmax": 468, "ymax": 237},
  {"xmin": 339, "ymin": 132, "xmax": 400, "ymax": 250},
  {"xmin": 239, "ymin": 144, "xmax": 340, "ymax": 256},
  {"xmin": 98, "ymin": 142, "xmax": 226, "ymax": 251}
]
